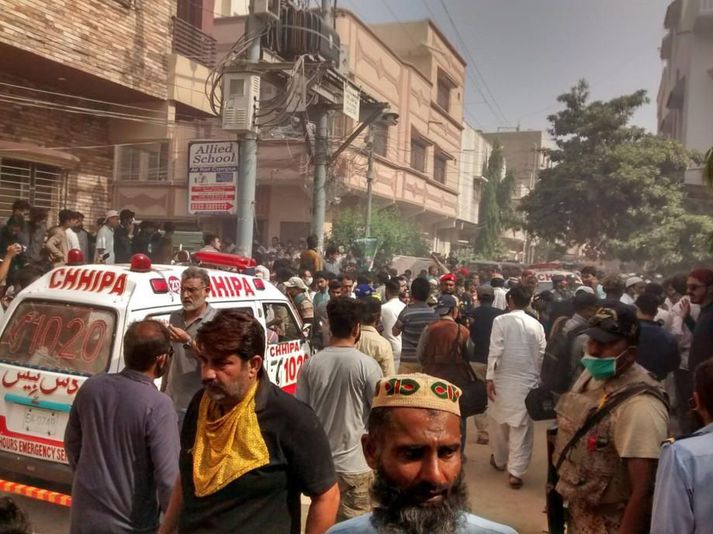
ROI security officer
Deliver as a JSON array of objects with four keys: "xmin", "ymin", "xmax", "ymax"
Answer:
[
  {"xmin": 651, "ymin": 358, "xmax": 713, "ymax": 533},
  {"xmin": 554, "ymin": 304, "xmax": 669, "ymax": 534}
]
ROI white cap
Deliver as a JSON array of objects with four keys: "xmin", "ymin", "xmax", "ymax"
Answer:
[
  {"xmin": 105, "ymin": 209, "xmax": 119, "ymax": 219},
  {"xmin": 575, "ymin": 286, "xmax": 595, "ymax": 295},
  {"xmin": 625, "ymin": 276, "xmax": 644, "ymax": 288}
]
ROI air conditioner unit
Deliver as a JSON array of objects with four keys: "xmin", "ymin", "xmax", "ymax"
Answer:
[
  {"xmin": 222, "ymin": 73, "xmax": 260, "ymax": 132},
  {"xmin": 254, "ymin": 0, "xmax": 280, "ymax": 20}
]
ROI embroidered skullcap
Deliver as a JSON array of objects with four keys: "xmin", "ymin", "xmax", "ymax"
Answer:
[
  {"xmin": 372, "ymin": 373, "xmax": 461, "ymax": 417},
  {"xmin": 689, "ymin": 268, "xmax": 713, "ymax": 287}
]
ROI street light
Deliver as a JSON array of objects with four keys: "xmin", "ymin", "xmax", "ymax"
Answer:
[{"xmin": 365, "ymin": 112, "xmax": 399, "ymax": 237}]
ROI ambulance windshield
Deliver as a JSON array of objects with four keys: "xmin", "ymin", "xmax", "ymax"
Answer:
[{"xmin": 0, "ymin": 300, "xmax": 116, "ymax": 376}]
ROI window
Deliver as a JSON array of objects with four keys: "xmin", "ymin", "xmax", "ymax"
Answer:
[
  {"xmin": 410, "ymin": 138, "xmax": 427, "ymax": 172},
  {"xmin": 433, "ymin": 152, "xmax": 448, "ymax": 184},
  {"xmin": 116, "ymin": 142, "xmax": 168, "ymax": 182},
  {"xmin": 330, "ymin": 115, "xmax": 353, "ymax": 141},
  {"xmin": 0, "ymin": 300, "xmax": 117, "ymax": 376},
  {"xmin": 263, "ymin": 302, "xmax": 302, "ymax": 343},
  {"xmin": 437, "ymin": 77, "xmax": 451, "ymax": 112},
  {"xmin": 0, "ymin": 158, "xmax": 62, "ymax": 219},
  {"xmin": 372, "ymin": 124, "xmax": 388, "ymax": 158}
]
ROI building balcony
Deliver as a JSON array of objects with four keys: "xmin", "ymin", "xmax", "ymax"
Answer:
[
  {"xmin": 695, "ymin": 0, "xmax": 713, "ymax": 31},
  {"xmin": 664, "ymin": 0, "xmax": 682, "ymax": 30},
  {"xmin": 660, "ymin": 31, "xmax": 673, "ymax": 60},
  {"xmin": 172, "ymin": 16, "xmax": 217, "ymax": 69}
]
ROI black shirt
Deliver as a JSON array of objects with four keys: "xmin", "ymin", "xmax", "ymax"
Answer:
[
  {"xmin": 114, "ymin": 224, "xmax": 132, "ymax": 263},
  {"xmin": 178, "ymin": 378, "xmax": 336, "ymax": 534},
  {"xmin": 468, "ymin": 304, "xmax": 505, "ymax": 364},
  {"xmin": 637, "ymin": 320, "xmax": 680, "ymax": 380},
  {"xmin": 689, "ymin": 301, "xmax": 713, "ymax": 372}
]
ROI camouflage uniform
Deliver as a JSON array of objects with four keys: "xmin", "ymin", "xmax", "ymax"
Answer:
[{"xmin": 554, "ymin": 364, "xmax": 667, "ymax": 534}]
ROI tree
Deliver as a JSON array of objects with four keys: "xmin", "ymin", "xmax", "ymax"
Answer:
[
  {"xmin": 474, "ymin": 142, "xmax": 516, "ymax": 258},
  {"xmin": 520, "ymin": 80, "xmax": 701, "ymax": 267},
  {"xmin": 329, "ymin": 206, "xmax": 428, "ymax": 266}
]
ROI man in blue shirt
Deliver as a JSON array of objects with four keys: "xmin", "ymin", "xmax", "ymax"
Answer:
[
  {"xmin": 65, "ymin": 320, "xmax": 179, "ymax": 534},
  {"xmin": 326, "ymin": 374, "xmax": 516, "ymax": 534},
  {"xmin": 651, "ymin": 358, "xmax": 713, "ymax": 533}
]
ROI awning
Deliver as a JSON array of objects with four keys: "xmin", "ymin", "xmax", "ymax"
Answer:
[{"xmin": 0, "ymin": 140, "xmax": 80, "ymax": 170}]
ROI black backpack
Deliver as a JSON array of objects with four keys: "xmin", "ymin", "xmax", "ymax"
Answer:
[
  {"xmin": 541, "ymin": 316, "xmax": 588, "ymax": 394},
  {"xmin": 525, "ymin": 316, "xmax": 588, "ymax": 421}
]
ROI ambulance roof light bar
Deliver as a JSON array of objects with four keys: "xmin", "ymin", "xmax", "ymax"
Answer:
[
  {"xmin": 67, "ymin": 249, "xmax": 85, "ymax": 266},
  {"xmin": 130, "ymin": 254, "xmax": 152, "ymax": 273},
  {"xmin": 193, "ymin": 251, "xmax": 257, "ymax": 272}
]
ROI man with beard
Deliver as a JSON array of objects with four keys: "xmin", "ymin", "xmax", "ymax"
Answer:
[
  {"xmin": 65, "ymin": 320, "xmax": 179, "ymax": 533},
  {"xmin": 159, "ymin": 310, "xmax": 339, "ymax": 534},
  {"xmin": 326, "ymin": 374, "xmax": 516, "ymax": 534},
  {"xmin": 685, "ymin": 268, "xmax": 713, "ymax": 372},
  {"xmin": 164, "ymin": 266, "xmax": 217, "ymax": 426}
]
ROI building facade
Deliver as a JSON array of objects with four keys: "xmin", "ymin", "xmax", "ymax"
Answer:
[
  {"xmin": 658, "ymin": 0, "xmax": 713, "ymax": 193},
  {"xmin": 456, "ymin": 125, "xmax": 492, "ymax": 249},
  {"xmin": 482, "ymin": 129, "xmax": 549, "ymax": 261},
  {"xmin": 0, "ymin": 0, "xmax": 218, "ymax": 230}
]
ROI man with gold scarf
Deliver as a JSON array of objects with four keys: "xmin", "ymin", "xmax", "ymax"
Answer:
[{"xmin": 159, "ymin": 310, "xmax": 339, "ymax": 534}]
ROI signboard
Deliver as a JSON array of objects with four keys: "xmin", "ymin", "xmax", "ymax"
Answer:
[
  {"xmin": 188, "ymin": 141, "xmax": 238, "ymax": 215},
  {"xmin": 343, "ymin": 82, "xmax": 360, "ymax": 122}
]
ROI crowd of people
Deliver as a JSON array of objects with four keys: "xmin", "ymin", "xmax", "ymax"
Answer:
[{"xmin": 1, "ymin": 215, "xmax": 711, "ymax": 533}]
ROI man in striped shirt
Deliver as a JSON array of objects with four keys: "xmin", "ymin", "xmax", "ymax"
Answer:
[{"xmin": 392, "ymin": 277, "xmax": 437, "ymax": 373}]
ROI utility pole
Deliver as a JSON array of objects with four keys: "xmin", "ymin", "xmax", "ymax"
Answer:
[
  {"xmin": 311, "ymin": 0, "xmax": 333, "ymax": 252},
  {"xmin": 365, "ymin": 125, "xmax": 374, "ymax": 238},
  {"xmin": 236, "ymin": 1, "xmax": 263, "ymax": 257}
]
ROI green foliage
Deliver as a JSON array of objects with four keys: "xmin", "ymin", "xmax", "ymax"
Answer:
[
  {"xmin": 705, "ymin": 147, "xmax": 713, "ymax": 189},
  {"xmin": 329, "ymin": 207, "xmax": 428, "ymax": 265},
  {"xmin": 475, "ymin": 142, "xmax": 516, "ymax": 259},
  {"xmin": 520, "ymin": 79, "xmax": 711, "ymax": 268}
]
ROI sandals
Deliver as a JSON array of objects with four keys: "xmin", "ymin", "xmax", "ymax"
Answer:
[
  {"xmin": 508, "ymin": 474, "xmax": 523, "ymax": 489},
  {"xmin": 489, "ymin": 455, "xmax": 506, "ymax": 472}
]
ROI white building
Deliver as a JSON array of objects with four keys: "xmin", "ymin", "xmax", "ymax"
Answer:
[
  {"xmin": 456, "ymin": 125, "xmax": 492, "ymax": 248},
  {"xmin": 658, "ymin": 0, "xmax": 713, "ymax": 188}
]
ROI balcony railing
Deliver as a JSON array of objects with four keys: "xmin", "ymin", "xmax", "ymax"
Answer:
[
  {"xmin": 701, "ymin": 0, "xmax": 713, "ymax": 13},
  {"xmin": 172, "ymin": 16, "xmax": 216, "ymax": 68}
]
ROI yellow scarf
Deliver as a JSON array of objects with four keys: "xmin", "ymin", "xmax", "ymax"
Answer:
[{"xmin": 192, "ymin": 381, "xmax": 269, "ymax": 497}]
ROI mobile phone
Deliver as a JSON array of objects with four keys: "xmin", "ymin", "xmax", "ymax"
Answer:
[{"xmin": 101, "ymin": 252, "xmax": 111, "ymax": 261}]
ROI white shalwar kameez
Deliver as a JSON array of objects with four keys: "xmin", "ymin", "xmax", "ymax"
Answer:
[{"xmin": 486, "ymin": 310, "xmax": 546, "ymax": 478}]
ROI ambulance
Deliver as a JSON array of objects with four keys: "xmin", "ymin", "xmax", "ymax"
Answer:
[{"xmin": 0, "ymin": 252, "xmax": 311, "ymax": 485}]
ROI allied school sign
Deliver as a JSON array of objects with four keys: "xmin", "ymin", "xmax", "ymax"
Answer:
[{"xmin": 188, "ymin": 141, "xmax": 238, "ymax": 215}]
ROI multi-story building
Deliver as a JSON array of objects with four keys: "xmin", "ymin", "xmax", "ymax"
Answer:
[
  {"xmin": 209, "ymin": 8, "xmax": 467, "ymax": 251},
  {"xmin": 658, "ymin": 0, "xmax": 713, "ymax": 195},
  {"xmin": 483, "ymin": 129, "xmax": 550, "ymax": 261},
  {"xmin": 456, "ymin": 125, "xmax": 492, "ymax": 249},
  {"xmin": 0, "ymin": 0, "xmax": 217, "ymax": 228}
]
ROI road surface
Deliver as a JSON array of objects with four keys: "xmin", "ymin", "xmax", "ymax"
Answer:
[{"xmin": 0, "ymin": 419, "xmax": 552, "ymax": 533}]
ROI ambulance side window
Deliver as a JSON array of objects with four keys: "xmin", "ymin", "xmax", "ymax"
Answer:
[{"xmin": 263, "ymin": 303, "xmax": 300, "ymax": 343}]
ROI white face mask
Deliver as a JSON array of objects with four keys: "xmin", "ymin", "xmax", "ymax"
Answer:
[{"xmin": 304, "ymin": 277, "xmax": 313, "ymax": 287}]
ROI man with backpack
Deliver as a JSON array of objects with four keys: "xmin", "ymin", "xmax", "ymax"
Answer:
[{"xmin": 554, "ymin": 304, "xmax": 669, "ymax": 533}]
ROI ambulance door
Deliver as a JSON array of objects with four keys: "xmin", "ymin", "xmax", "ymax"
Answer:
[
  {"xmin": 109, "ymin": 307, "xmax": 181, "ymax": 374},
  {"xmin": 262, "ymin": 302, "xmax": 309, "ymax": 394}
]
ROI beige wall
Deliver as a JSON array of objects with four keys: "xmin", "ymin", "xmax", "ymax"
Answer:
[{"xmin": 336, "ymin": 13, "xmax": 465, "ymax": 221}]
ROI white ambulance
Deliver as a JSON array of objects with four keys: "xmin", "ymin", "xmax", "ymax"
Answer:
[{"xmin": 0, "ymin": 253, "xmax": 311, "ymax": 485}]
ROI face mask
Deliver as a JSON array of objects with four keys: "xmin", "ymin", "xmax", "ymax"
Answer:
[
  {"xmin": 581, "ymin": 347, "xmax": 630, "ymax": 381},
  {"xmin": 304, "ymin": 277, "xmax": 313, "ymax": 287}
]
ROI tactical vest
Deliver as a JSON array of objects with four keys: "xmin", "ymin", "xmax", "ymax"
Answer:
[{"xmin": 554, "ymin": 363, "xmax": 667, "ymax": 507}]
